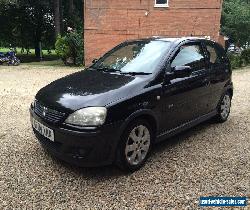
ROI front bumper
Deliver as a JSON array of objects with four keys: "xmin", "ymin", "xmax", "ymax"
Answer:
[{"xmin": 30, "ymin": 109, "xmax": 122, "ymax": 167}]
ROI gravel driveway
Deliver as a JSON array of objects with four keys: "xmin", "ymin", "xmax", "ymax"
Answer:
[{"xmin": 0, "ymin": 65, "xmax": 249, "ymax": 209}]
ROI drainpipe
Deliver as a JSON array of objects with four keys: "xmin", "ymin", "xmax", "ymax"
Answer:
[{"xmin": 83, "ymin": 0, "xmax": 85, "ymax": 66}]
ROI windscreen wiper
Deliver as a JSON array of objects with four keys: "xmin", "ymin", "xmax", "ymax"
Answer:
[
  {"xmin": 122, "ymin": 72, "xmax": 152, "ymax": 75},
  {"xmin": 97, "ymin": 67, "xmax": 121, "ymax": 73}
]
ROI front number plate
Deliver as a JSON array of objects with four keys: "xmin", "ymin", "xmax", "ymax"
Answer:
[{"xmin": 32, "ymin": 118, "xmax": 54, "ymax": 142}]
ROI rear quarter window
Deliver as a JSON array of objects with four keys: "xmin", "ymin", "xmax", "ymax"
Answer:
[{"xmin": 206, "ymin": 42, "xmax": 226, "ymax": 64}]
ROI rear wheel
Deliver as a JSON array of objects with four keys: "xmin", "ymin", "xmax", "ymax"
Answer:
[
  {"xmin": 215, "ymin": 92, "xmax": 232, "ymax": 123},
  {"xmin": 8, "ymin": 58, "xmax": 20, "ymax": 66},
  {"xmin": 116, "ymin": 119, "xmax": 153, "ymax": 172},
  {"xmin": 13, "ymin": 58, "xmax": 20, "ymax": 66}
]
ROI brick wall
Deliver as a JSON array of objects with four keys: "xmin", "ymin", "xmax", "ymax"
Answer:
[{"xmin": 84, "ymin": 0, "xmax": 223, "ymax": 65}]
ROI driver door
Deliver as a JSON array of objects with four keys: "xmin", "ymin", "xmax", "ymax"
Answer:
[{"xmin": 159, "ymin": 42, "xmax": 210, "ymax": 133}]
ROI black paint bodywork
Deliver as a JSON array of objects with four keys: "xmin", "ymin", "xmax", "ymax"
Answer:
[{"xmin": 30, "ymin": 37, "xmax": 233, "ymax": 167}]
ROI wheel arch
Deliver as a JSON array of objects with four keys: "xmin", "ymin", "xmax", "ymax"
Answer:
[
  {"xmin": 224, "ymin": 81, "xmax": 234, "ymax": 98},
  {"xmin": 114, "ymin": 110, "xmax": 158, "ymax": 170},
  {"xmin": 217, "ymin": 87, "xmax": 233, "ymax": 110},
  {"xmin": 227, "ymin": 88, "xmax": 233, "ymax": 98},
  {"xmin": 119, "ymin": 109, "xmax": 158, "ymax": 141}
]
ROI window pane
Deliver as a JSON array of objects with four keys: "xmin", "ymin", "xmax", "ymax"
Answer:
[
  {"xmin": 206, "ymin": 44, "xmax": 222, "ymax": 64},
  {"xmin": 171, "ymin": 44, "xmax": 205, "ymax": 70},
  {"xmin": 156, "ymin": 0, "xmax": 167, "ymax": 4},
  {"xmin": 207, "ymin": 46, "xmax": 218, "ymax": 64}
]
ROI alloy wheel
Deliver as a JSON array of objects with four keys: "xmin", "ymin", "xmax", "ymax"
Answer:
[
  {"xmin": 125, "ymin": 125, "xmax": 151, "ymax": 166},
  {"xmin": 220, "ymin": 94, "xmax": 231, "ymax": 120}
]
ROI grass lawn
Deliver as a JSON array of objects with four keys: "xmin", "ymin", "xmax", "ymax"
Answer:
[
  {"xmin": 0, "ymin": 47, "xmax": 85, "ymax": 67},
  {"xmin": 0, "ymin": 47, "xmax": 56, "ymax": 55}
]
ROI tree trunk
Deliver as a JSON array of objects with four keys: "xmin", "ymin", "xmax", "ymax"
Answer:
[
  {"xmin": 60, "ymin": 0, "xmax": 63, "ymax": 33},
  {"xmin": 34, "ymin": 41, "xmax": 41, "ymax": 59},
  {"xmin": 69, "ymin": 0, "xmax": 74, "ymax": 16},
  {"xmin": 34, "ymin": 27, "xmax": 42, "ymax": 59},
  {"xmin": 54, "ymin": 0, "xmax": 61, "ymax": 37}
]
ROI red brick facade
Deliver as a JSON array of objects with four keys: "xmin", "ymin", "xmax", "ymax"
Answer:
[{"xmin": 84, "ymin": 0, "xmax": 223, "ymax": 65}]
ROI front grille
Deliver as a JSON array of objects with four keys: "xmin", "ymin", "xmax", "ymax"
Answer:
[{"xmin": 34, "ymin": 100, "xmax": 66, "ymax": 123}]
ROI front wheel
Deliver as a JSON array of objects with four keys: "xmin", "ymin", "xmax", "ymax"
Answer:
[
  {"xmin": 116, "ymin": 120, "xmax": 153, "ymax": 172},
  {"xmin": 13, "ymin": 58, "xmax": 20, "ymax": 66},
  {"xmin": 215, "ymin": 92, "xmax": 232, "ymax": 123}
]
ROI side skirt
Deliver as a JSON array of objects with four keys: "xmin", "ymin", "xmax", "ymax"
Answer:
[{"xmin": 155, "ymin": 110, "xmax": 217, "ymax": 143}]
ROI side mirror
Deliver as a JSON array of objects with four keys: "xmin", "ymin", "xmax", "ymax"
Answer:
[
  {"xmin": 92, "ymin": 58, "xmax": 98, "ymax": 64},
  {"xmin": 173, "ymin": 66, "xmax": 191, "ymax": 78}
]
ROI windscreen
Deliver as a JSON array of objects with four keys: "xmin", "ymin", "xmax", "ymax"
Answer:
[{"xmin": 92, "ymin": 41, "xmax": 172, "ymax": 74}]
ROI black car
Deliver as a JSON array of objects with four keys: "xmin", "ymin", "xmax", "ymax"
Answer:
[{"xmin": 30, "ymin": 37, "xmax": 233, "ymax": 171}]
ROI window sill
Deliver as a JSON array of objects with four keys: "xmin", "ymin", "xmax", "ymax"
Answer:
[{"xmin": 154, "ymin": 4, "xmax": 169, "ymax": 8}]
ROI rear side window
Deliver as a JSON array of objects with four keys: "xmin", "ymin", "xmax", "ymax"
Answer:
[
  {"xmin": 171, "ymin": 43, "xmax": 205, "ymax": 71},
  {"xmin": 206, "ymin": 43, "xmax": 225, "ymax": 64}
]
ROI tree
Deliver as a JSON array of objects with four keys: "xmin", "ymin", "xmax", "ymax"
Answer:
[
  {"xmin": 221, "ymin": 0, "xmax": 250, "ymax": 47},
  {"xmin": 61, "ymin": 0, "xmax": 83, "ymax": 31},
  {"xmin": 69, "ymin": 0, "xmax": 74, "ymax": 17},
  {"xmin": 0, "ymin": 0, "xmax": 83, "ymax": 58},
  {"xmin": 54, "ymin": 0, "xmax": 61, "ymax": 37},
  {"xmin": 0, "ymin": 0, "xmax": 55, "ymax": 57}
]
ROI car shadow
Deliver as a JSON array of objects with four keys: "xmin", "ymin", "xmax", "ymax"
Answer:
[{"xmin": 51, "ymin": 119, "xmax": 216, "ymax": 179}]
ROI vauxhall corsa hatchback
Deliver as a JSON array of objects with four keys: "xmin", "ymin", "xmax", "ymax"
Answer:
[{"xmin": 30, "ymin": 37, "xmax": 233, "ymax": 171}]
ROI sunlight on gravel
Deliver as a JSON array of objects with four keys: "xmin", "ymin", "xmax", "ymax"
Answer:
[{"xmin": 0, "ymin": 64, "xmax": 249, "ymax": 209}]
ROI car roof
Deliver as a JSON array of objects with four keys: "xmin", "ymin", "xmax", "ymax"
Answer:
[{"xmin": 128, "ymin": 36, "xmax": 213, "ymax": 45}]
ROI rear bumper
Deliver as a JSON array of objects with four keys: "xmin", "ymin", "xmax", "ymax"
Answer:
[{"xmin": 30, "ymin": 109, "xmax": 122, "ymax": 167}]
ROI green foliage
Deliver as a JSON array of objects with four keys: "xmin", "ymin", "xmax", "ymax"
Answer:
[
  {"xmin": 55, "ymin": 36, "xmax": 71, "ymax": 60},
  {"xmin": 241, "ymin": 48, "xmax": 250, "ymax": 65},
  {"xmin": 228, "ymin": 48, "xmax": 250, "ymax": 69},
  {"xmin": 66, "ymin": 32, "xmax": 84, "ymax": 66},
  {"xmin": 228, "ymin": 54, "xmax": 243, "ymax": 69},
  {"xmin": 61, "ymin": 0, "xmax": 83, "ymax": 32},
  {"xmin": 55, "ymin": 31, "xmax": 83, "ymax": 66},
  {"xmin": 0, "ymin": 0, "xmax": 83, "ymax": 56},
  {"xmin": 0, "ymin": 0, "xmax": 54, "ymax": 52},
  {"xmin": 221, "ymin": 0, "xmax": 250, "ymax": 47}
]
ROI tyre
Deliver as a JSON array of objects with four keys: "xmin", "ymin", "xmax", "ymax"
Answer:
[
  {"xmin": 215, "ymin": 92, "xmax": 232, "ymax": 123},
  {"xmin": 116, "ymin": 119, "xmax": 153, "ymax": 172},
  {"xmin": 13, "ymin": 58, "xmax": 20, "ymax": 66},
  {"xmin": 8, "ymin": 58, "xmax": 20, "ymax": 66}
]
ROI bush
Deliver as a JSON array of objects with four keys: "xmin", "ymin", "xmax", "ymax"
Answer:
[
  {"xmin": 228, "ymin": 54, "xmax": 243, "ymax": 69},
  {"xmin": 228, "ymin": 48, "xmax": 250, "ymax": 69},
  {"xmin": 241, "ymin": 48, "xmax": 250, "ymax": 65},
  {"xmin": 55, "ymin": 31, "xmax": 84, "ymax": 66},
  {"xmin": 55, "ymin": 36, "xmax": 71, "ymax": 61}
]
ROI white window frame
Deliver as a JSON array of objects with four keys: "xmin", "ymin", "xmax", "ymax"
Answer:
[{"xmin": 154, "ymin": 0, "xmax": 169, "ymax": 8}]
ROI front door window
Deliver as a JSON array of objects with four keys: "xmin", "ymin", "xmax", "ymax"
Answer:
[{"xmin": 171, "ymin": 44, "xmax": 206, "ymax": 71}]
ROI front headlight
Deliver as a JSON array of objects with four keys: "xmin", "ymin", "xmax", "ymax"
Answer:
[{"xmin": 65, "ymin": 107, "xmax": 107, "ymax": 126}]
